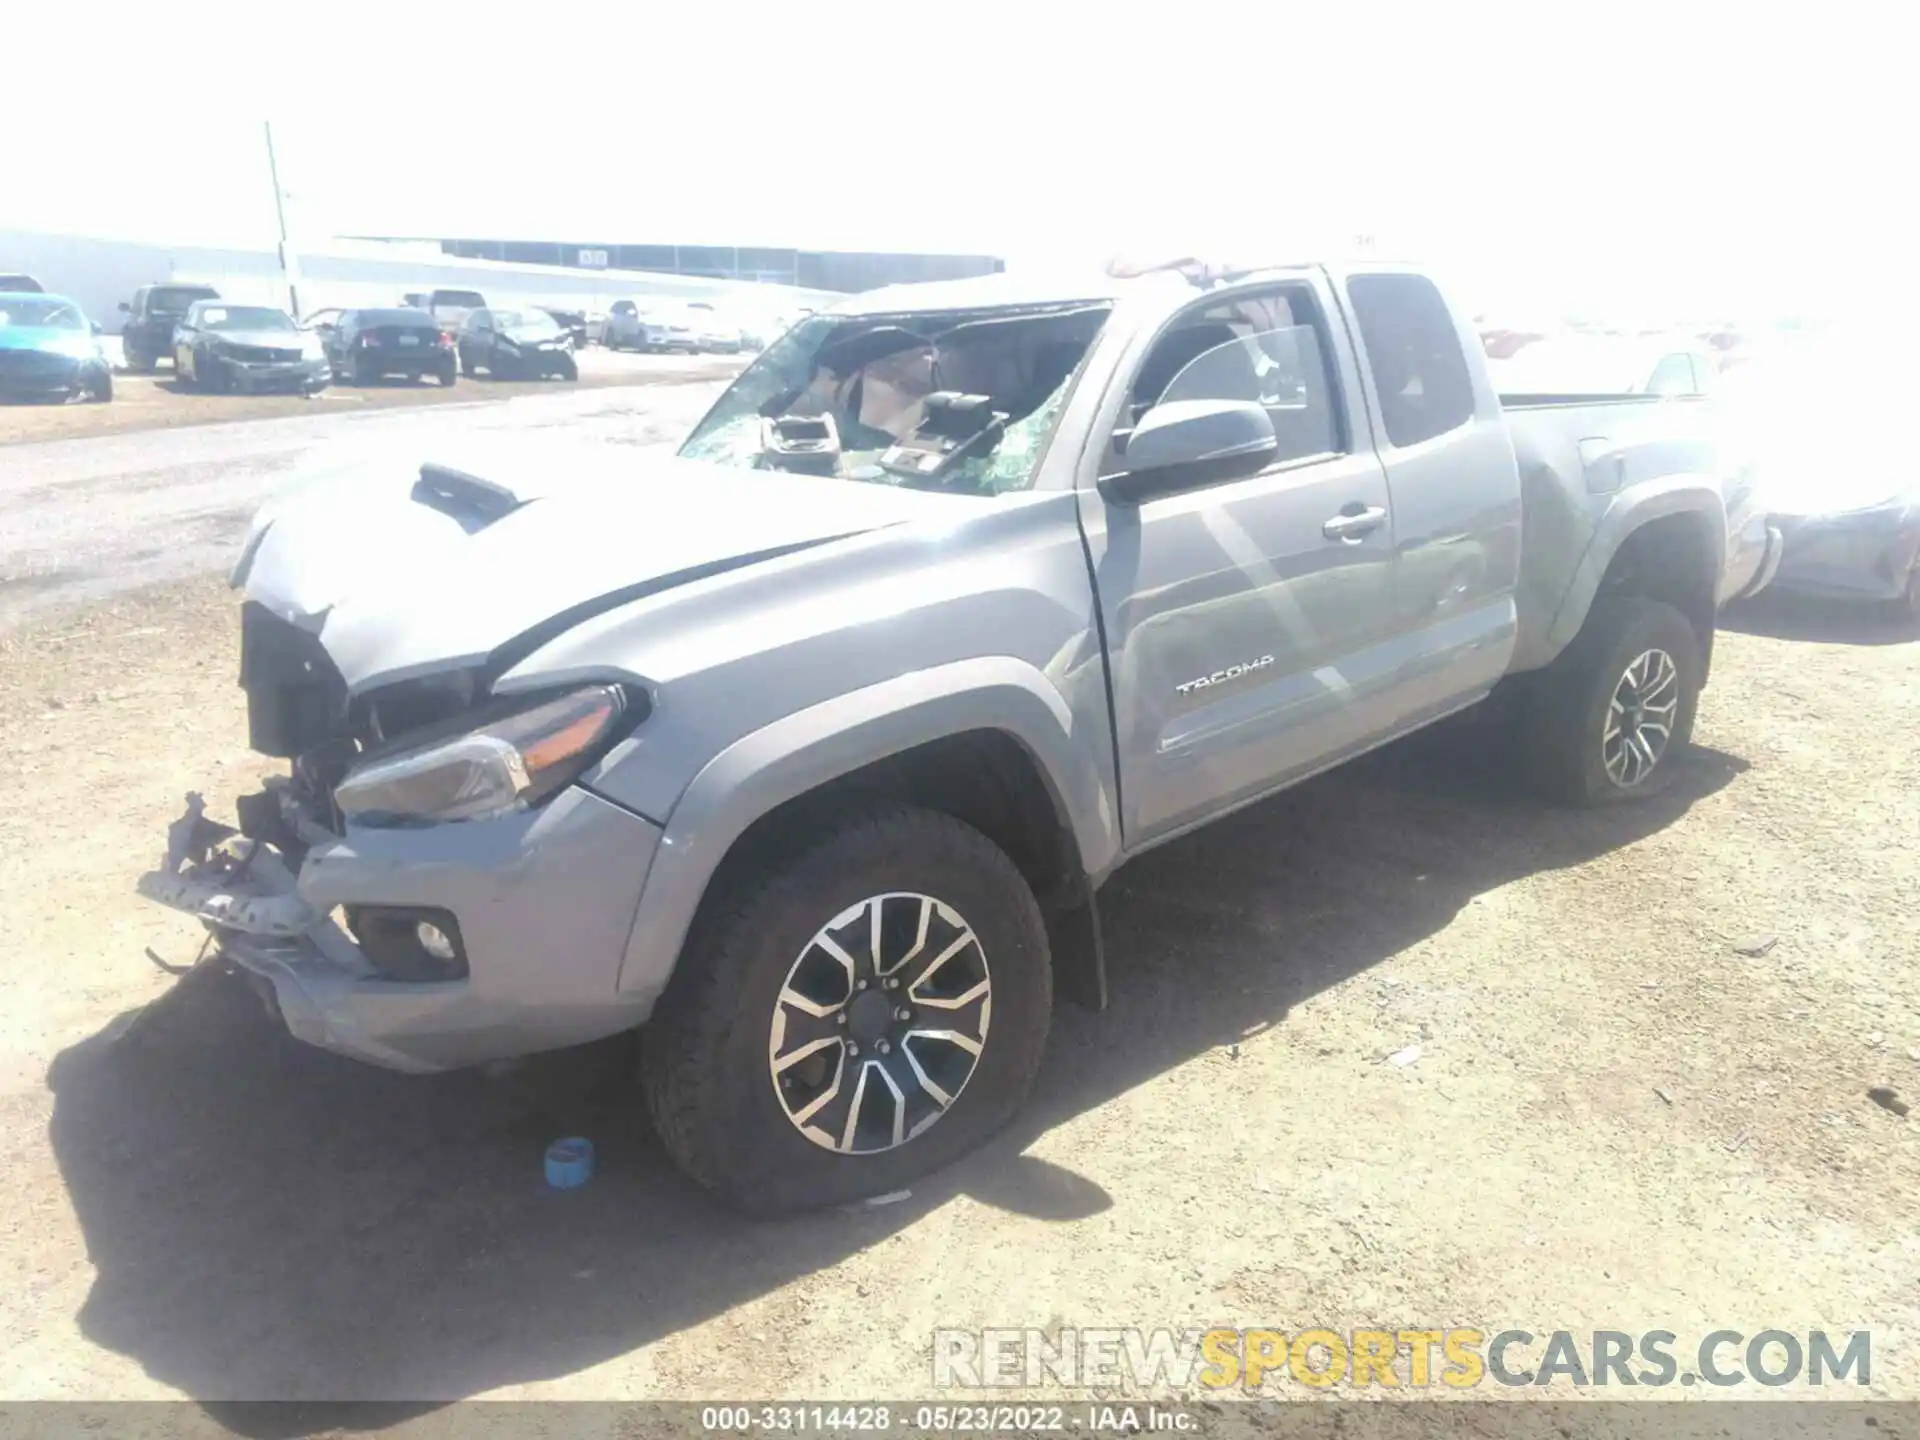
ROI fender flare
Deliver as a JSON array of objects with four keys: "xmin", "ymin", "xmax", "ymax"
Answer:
[
  {"xmin": 1545, "ymin": 479, "xmax": 1727, "ymax": 656},
  {"xmin": 612, "ymin": 656, "xmax": 1121, "ymax": 1002}
]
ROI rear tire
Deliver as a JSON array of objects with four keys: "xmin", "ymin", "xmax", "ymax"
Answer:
[
  {"xmin": 642, "ymin": 804, "xmax": 1052, "ymax": 1216},
  {"xmin": 437, "ymin": 359, "xmax": 458, "ymax": 386},
  {"xmin": 1521, "ymin": 596, "xmax": 1701, "ymax": 806}
]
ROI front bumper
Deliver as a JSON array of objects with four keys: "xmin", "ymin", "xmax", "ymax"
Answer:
[
  {"xmin": 1769, "ymin": 503, "xmax": 1920, "ymax": 602},
  {"xmin": 138, "ymin": 784, "xmax": 664, "ymax": 1071},
  {"xmin": 221, "ymin": 356, "xmax": 331, "ymax": 393},
  {"xmin": 0, "ymin": 351, "xmax": 84, "ymax": 397}
]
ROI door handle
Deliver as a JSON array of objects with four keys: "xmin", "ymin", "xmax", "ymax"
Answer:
[{"xmin": 1322, "ymin": 505, "xmax": 1388, "ymax": 543}]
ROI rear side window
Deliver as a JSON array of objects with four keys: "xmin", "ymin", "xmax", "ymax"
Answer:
[
  {"xmin": 433, "ymin": 290, "xmax": 484, "ymax": 308},
  {"xmin": 1346, "ymin": 273, "xmax": 1475, "ymax": 447}
]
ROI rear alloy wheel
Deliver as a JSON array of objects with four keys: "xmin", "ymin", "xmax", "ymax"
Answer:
[
  {"xmin": 642, "ymin": 805, "xmax": 1051, "ymax": 1215},
  {"xmin": 1522, "ymin": 596, "xmax": 1701, "ymax": 805},
  {"xmin": 1602, "ymin": 648, "xmax": 1680, "ymax": 789}
]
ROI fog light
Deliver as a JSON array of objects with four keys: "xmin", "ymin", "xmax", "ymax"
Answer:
[
  {"xmin": 351, "ymin": 906, "xmax": 469, "ymax": 981},
  {"xmin": 415, "ymin": 921, "xmax": 456, "ymax": 961}
]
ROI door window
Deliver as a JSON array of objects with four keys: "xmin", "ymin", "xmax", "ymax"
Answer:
[
  {"xmin": 1345, "ymin": 273, "xmax": 1475, "ymax": 447},
  {"xmin": 1111, "ymin": 284, "xmax": 1346, "ymax": 477}
]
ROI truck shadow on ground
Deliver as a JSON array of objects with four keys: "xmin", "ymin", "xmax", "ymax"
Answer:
[{"xmin": 46, "ymin": 714, "xmax": 1747, "ymax": 1427}]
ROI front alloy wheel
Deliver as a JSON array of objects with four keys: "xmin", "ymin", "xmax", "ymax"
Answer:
[
  {"xmin": 770, "ymin": 893, "xmax": 991, "ymax": 1155},
  {"xmin": 642, "ymin": 804, "xmax": 1051, "ymax": 1215},
  {"xmin": 1602, "ymin": 648, "xmax": 1679, "ymax": 788}
]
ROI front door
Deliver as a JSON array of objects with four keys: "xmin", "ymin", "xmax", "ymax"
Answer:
[{"xmin": 1080, "ymin": 276, "xmax": 1402, "ymax": 848}]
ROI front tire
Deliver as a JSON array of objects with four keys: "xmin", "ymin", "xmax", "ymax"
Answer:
[
  {"xmin": 85, "ymin": 365, "xmax": 112, "ymax": 402},
  {"xmin": 555, "ymin": 353, "xmax": 578, "ymax": 382},
  {"xmin": 1521, "ymin": 596, "xmax": 1701, "ymax": 805},
  {"xmin": 642, "ymin": 804, "xmax": 1052, "ymax": 1215}
]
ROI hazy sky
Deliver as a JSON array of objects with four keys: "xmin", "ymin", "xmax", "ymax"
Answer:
[{"xmin": 5, "ymin": 0, "xmax": 1910, "ymax": 321}]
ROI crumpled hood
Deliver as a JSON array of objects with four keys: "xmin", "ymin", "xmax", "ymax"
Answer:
[
  {"xmin": 238, "ymin": 436, "xmax": 965, "ymax": 694},
  {"xmin": 209, "ymin": 328, "xmax": 306, "ymax": 349}
]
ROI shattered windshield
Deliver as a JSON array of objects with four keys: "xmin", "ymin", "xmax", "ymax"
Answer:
[{"xmin": 677, "ymin": 304, "xmax": 1109, "ymax": 495}]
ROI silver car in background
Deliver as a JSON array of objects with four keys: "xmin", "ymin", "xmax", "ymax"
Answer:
[{"xmin": 601, "ymin": 297, "xmax": 741, "ymax": 353}]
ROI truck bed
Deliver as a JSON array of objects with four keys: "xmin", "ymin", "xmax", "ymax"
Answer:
[{"xmin": 1499, "ymin": 394, "xmax": 1739, "ymax": 672}]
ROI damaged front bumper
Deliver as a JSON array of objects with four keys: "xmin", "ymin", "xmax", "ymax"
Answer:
[{"xmin": 137, "ymin": 781, "xmax": 665, "ymax": 1072}]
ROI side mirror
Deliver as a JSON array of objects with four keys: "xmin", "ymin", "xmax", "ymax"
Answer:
[
  {"xmin": 118, "ymin": 301, "xmax": 131, "ymax": 313},
  {"xmin": 1097, "ymin": 399, "xmax": 1278, "ymax": 506},
  {"xmin": 91, "ymin": 321, "xmax": 103, "ymax": 336}
]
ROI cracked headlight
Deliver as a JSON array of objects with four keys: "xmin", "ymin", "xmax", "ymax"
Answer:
[{"xmin": 335, "ymin": 685, "xmax": 625, "ymax": 825}]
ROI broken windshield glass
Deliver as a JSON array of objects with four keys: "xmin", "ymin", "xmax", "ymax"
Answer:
[{"xmin": 677, "ymin": 305, "xmax": 1109, "ymax": 494}]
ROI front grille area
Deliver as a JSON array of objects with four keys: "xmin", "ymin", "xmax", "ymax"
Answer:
[
  {"xmin": 239, "ymin": 602, "xmax": 349, "ymax": 757},
  {"xmin": 226, "ymin": 344, "xmax": 302, "ymax": 364},
  {"xmin": 0, "ymin": 350, "xmax": 74, "ymax": 380}
]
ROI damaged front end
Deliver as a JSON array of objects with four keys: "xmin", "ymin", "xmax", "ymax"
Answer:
[{"xmin": 138, "ymin": 599, "xmax": 664, "ymax": 1073}]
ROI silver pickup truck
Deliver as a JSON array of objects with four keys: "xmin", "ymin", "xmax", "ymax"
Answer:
[{"xmin": 140, "ymin": 259, "xmax": 1776, "ymax": 1213}]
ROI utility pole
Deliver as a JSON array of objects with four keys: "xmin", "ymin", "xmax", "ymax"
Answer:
[{"xmin": 264, "ymin": 121, "xmax": 302, "ymax": 318}]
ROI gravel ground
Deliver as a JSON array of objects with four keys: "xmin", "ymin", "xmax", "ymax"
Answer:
[{"xmin": 0, "ymin": 581, "xmax": 1913, "ymax": 1418}]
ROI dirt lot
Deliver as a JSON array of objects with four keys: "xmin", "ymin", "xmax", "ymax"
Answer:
[
  {"xmin": 0, "ymin": 583, "xmax": 1914, "ymax": 1417},
  {"xmin": 0, "ymin": 349, "xmax": 742, "ymax": 447}
]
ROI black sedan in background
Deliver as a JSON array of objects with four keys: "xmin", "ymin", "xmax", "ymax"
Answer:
[
  {"xmin": 538, "ymin": 305, "xmax": 591, "ymax": 350},
  {"xmin": 313, "ymin": 308, "xmax": 457, "ymax": 385},
  {"xmin": 173, "ymin": 302, "xmax": 330, "ymax": 395},
  {"xmin": 455, "ymin": 307, "xmax": 578, "ymax": 380}
]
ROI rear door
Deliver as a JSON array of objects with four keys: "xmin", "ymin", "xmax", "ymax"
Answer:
[
  {"xmin": 1080, "ymin": 273, "xmax": 1404, "ymax": 848},
  {"xmin": 1335, "ymin": 267, "xmax": 1522, "ymax": 730}
]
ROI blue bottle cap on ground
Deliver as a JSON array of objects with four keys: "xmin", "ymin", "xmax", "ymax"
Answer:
[{"xmin": 545, "ymin": 1137, "xmax": 595, "ymax": 1189}]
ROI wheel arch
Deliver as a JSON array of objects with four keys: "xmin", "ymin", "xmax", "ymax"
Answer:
[
  {"xmin": 613, "ymin": 657, "xmax": 1121, "ymax": 1008},
  {"xmin": 1548, "ymin": 485, "xmax": 1725, "ymax": 683}
]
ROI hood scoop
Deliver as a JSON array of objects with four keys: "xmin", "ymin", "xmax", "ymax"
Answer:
[{"xmin": 411, "ymin": 463, "xmax": 527, "ymax": 534}]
